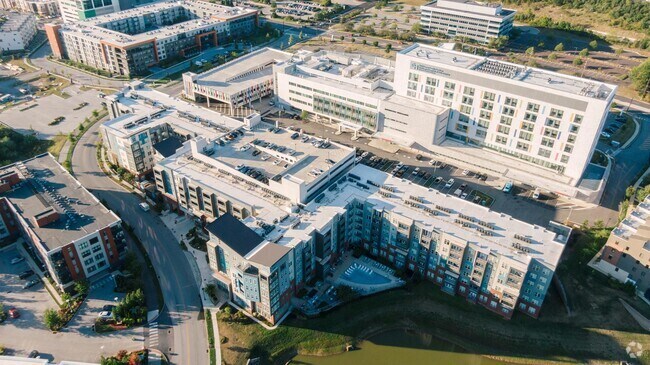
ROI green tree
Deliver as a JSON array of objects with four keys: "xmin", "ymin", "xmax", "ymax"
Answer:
[
  {"xmin": 548, "ymin": 52, "xmax": 557, "ymax": 60},
  {"xmin": 92, "ymin": 110, "xmax": 99, "ymax": 118},
  {"xmin": 300, "ymin": 110, "xmax": 309, "ymax": 120},
  {"xmin": 385, "ymin": 43, "xmax": 392, "ymax": 53},
  {"xmin": 44, "ymin": 308, "xmax": 62, "ymax": 331},
  {"xmin": 579, "ymin": 48, "xmax": 589, "ymax": 57},
  {"xmin": 487, "ymin": 35, "xmax": 508, "ymax": 50},
  {"xmin": 271, "ymin": 10, "xmax": 278, "ymax": 18},
  {"xmin": 270, "ymin": 0, "xmax": 276, "ymax": 8},
  {"xmin": 74, "ymin": 279, "xmax": 89, "ymax": 295},
  {"xmin": 573, "ymin": 57, "xmax": 584, "ymax": 66},
  {"xmin": 629, "ymin": 59, "xmax": 650, "ymax": 99},
  {"xmin": 372, "ymin": 40, "xmax": 379, "ymax": 47},
  {"xmin": 525, "ymin": 46, "xmax": 535, "ymax": 56},
  {"xmin": 320, "ymin": 0, "xmax": 331, "ymax": 5},
  {"xmin": 362, "ymin": 39, "xmax": 367, "ymax": 45},
  {"xmin": 589, "ymin": 40, "xmax": 598, "ymax": 49},
  {"xmin": 340, "ymin": 35, "xmax": 344, "ymax": 41},
  {"xmin": 554, "ymin": 42, "xmax": 565, "ymax": 52}
]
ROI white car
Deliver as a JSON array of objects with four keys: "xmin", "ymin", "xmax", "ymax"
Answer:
[
  {"xmin": 444, "ymin": 178, "xmax": 455, "ymax": 188},
  {"xmin": 361, "ymin": 151, "xmax": 369, "ymax": 158},
  {"xmin": 600, "ymin": 131, "xmax": 611, "ymax": 139},
  {"xmin": 412, "ymin": 167, "xmax": 420, "ymax": 176},
  {"xmin": 98, "ymin": 311, "xmax": 113, "ymax": 319},
  {"xmin": 462, "ymin": 169, "xmax": 470, "ymax": 176},
  {"xmin": 138, "ymin": 202, "xmax": 150, "ymax": 212}
]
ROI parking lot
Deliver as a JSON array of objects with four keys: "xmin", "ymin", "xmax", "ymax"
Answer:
[
  {"xmin": 0, "ymin": 244, "xmax": 142, "ymax": 362},
  {"xmin": 0, "ymin": 85, "xmax": 104, "ymax": 139}
]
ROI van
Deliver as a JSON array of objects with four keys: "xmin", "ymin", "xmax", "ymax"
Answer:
[
  {"xmin": 139, "ymin": 202, "xmax": 150, "ymax": 212},
  {"xmin": 454, "ymin": 188, "xmax": 463, "ymax": 197}
]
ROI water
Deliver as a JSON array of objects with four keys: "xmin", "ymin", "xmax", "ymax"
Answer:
[
  {"xmin": 342, "ymin": 263, "xmax": 391, "ymax": 285},
  {"xmin": 293, "ymin": 329, "xmax": 509, "ymax": 365}
]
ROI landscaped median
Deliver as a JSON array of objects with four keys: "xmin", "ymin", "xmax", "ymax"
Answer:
[{"xmin": 64, "ymin": 107, "xmax": 108, "ymax": 172}]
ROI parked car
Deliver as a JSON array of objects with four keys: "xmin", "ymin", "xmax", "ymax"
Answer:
[
  {"xmin": 444, "ymin": 178, "xmax": 454, "ymax": 188},
  {"xmin": 98, "ymin": 311, "xmax": 113, "ymax": 319},
  {"xmin": 23, "ymin": 279, "xmax": 39, "ymax": 289},
  {"xmin": 600, "ymin": 131, "xmax": 611, "ymax": 139},
  {"xmin": 503, "ymin": 181, "xmax": 513, "ymax": 193},
  {"xmin": 532, "ymin": 188, "xmax": 541, "ymax": 199},
  {"xmin": 10, "ymin": 256, "xmax": 24, "ymax": 264},
  {"xmin": 138, "ymin": 202, "xmax": 150, "ymax": 212},
  {"xmin": 412, "ymin": 167, "xmax": 420, "ymax": 176},
  {"xmin": 462, "ymin": 169, "xmax": 470, "ymax": 176},
  {"xmin": 19, "ymin": 270, "xmax": 34, "ymax": 279}
]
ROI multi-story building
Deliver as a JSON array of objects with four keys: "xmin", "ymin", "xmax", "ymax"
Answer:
[
  {"xmin": 590, "ymin": 196, "xmax": 650, "ymax": 300},
  {"xmin": 275, "ymin": 45, "xmax": 616, "ymax": 201},
  {"xmin": 57, "ymin": 0, "xmax": 120, "ymax": 22},
  {"xmin": 0, "ymin": 154, "xmax": 126, "ymax": 290},
  {"xmin": 0, "ymin": 11, "xmax": 37, "ymax": 52},
  {"xmin": 183, "ymin": 47, "xmax": 292, "ymax": 113},
  {"xmin": 158, "ymin": 138, "xmax": 569, "ymax": 322},
  {"xmin": 419, "ymin": 0, "xmax": 515, "ymax": 44},
  {"xmin": 101, "ymin": 82, "xmax": 243, "ymax": 177},
  {"xmin": 1, "ymin": 0, "xmax": 59, "ymax": 18},
  {"xmin": 46, "ymin": 0, "xmax": 258, "ymax": 77}
]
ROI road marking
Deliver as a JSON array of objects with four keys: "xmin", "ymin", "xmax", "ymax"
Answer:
[{"xmin": 149, "ymin": 322, "xmax": 159, "ymax": 348}]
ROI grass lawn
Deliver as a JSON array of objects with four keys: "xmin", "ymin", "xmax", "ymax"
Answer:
[
  {"xmin": 47, "ymin": 133, "xmax": 68, "ymax": 159},
  {"xmin": 218, "ymin": 227, "xmax": 650, "ymax": 365}
]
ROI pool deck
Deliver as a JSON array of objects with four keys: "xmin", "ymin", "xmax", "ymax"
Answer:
[{"xmin": 334, "ymin": 254, "xmax": 405, "ymax": 294}]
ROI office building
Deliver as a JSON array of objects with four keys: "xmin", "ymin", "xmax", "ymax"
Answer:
[
  {"xmin": 101, "ymin": 81, "xmax": 243, "ymax": 177},
  {"xmin": 420, "ymin": 0, "xmax": 515, "ymax": 44},
  {"xmin": 0, "ymin": 154, "xmax": 126, "ymax": 290},
  {"xmin": 58, "ymin": 0, "xmax": 120, "ymax": 22},
  {"xmin": 590, "ymin": 196, "xmax": 650, "ymax": 300},
  {"xmin": 0, "ymin": 11, "xmax": 37, "ymax": 52},
  {"xmin": 46, "ymin": 0, "xmax": 258, "ymax": 77},
  {"xmin": 274, "ymin": 45, "xmax": 616, "ymax": 201}
]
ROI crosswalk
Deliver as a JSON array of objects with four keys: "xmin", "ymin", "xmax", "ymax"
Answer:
[
  {"xmin": 148, "ymin": 322, "xmax": 159, "ymax": 348},
  {"xmin": 89, "ymin": 275, "xmax": 113, "ymax": 291}
]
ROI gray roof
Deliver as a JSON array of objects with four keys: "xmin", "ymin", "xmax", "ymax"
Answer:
[
  {"xmin": 248, "ymin": 242, "xmax": 291, "ymax": 268},
  {"xmin": 153, "ymin": 136, "xmax": 183, "ymax": 158},
  {"xmin": 0, "ymin": 154, "xmax": 120, "ymax": 252},
  {"xmin": 206, "ymin": 213, "xmax": 263, "ymax": 257}
]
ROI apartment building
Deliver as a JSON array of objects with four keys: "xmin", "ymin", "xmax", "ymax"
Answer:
[
  {"xmin": 420, "ymin": 0, "xmax": 515, "ymax": 44},
  {"xmin": 0, "ymin": 11, "xmax": 37, "ymax": 52},
  {"xmin": 154, "ymin": 133, "xmax": 569, "ymax": 322},
  {"xmin": 58, "ymin": 0, "xmax": 120, "ymax": 22},
  {"xmin": 0, "ymin": 154, "xmax": 126, "ymax": 290},
  {"xmin": 590, "ymin": 196, "xmax": 650, "ymax": 300},
  {"xmin": 46, "ymin": 0, "xmax": 258, "ymax": 77},
  {"xmin": 274, "ymin": 45, "xmax": 615, "ymax": 201},
  {"xmin": 183, "ymin": 47, "xmax": 292, "ymax": 112},
  {"xmin": 0, "ymin": 0, "xmax": 59, "ymax": 18},
  {"xmin": 101, "ymin": 81, "xmax": 242, "ymax": 176}
]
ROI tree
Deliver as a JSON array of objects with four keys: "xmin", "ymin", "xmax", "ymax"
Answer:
[
  {"xmin": 78, "ymin": 123, "xmax": 85, "ymax": 132},
  {"xmin": 630, "ymin": 59, "xmax": 650, "ymax": 99},
  {"xmin": 92, "ymin": 110, "xmax": 99, "ymax": 118},
  {"xmin": 554, "ymin": 42, "xmax": 565, "ymax": 52},
  {"xmin": 362, "ymin": 39, "xmax": 367, "ymax": 45},
  {"xmin": 270, "ymin": 0, "xmax": 276, "ymax": 8},
  {"xmin": 44, "ymin": 308, "xmax": 62, "ymax": 331},
  {"xmin": 271, "ymin": 10, "xmax": 278, "ymax": 18},
  {"xmin": 579, "ymin": 48, "xmax": 589, "ymax": 57},
  {"xmin": 300, "ymin": 110, "xmax": 309, "ymax": 120},
  {"xmin": 525, "ymin": 46, "xmax": 535, "ymax": 56},
  {"xmin": 372, "ymin": 40, "xmax": 379, "ymax": 47},
  {"xmin": 573, "ymin": 57, "xmax": 584, "ymax": 66},
  {"xmin": 320, "ymin": 0, "xmax": 331, "ymax": 6},
  {"xmin": 487, "ymin": 35, "xmax": 508, "ymax": 50},
  {"xmin": 74, "ymin": 279, "xmax": 89, "ymax": 295},
  {"xmin": 340, "ymin": 35, "xmax": 344, "ymax": 41},
  {"xmin": 548, "ymin": 52, "xmax": 557, "ymax": 60},
  {"xmin": 385, "ymin": 43, "xmax": 392, "ymax": 53},
  {"xmin": 589, "ymin": 40, "xmax": 598, "ymax": 49}
]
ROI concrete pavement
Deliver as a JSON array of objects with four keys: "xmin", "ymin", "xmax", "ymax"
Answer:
[{"xmin": 70, "ymin": 120, "xmax": 209, "ymax": 365}]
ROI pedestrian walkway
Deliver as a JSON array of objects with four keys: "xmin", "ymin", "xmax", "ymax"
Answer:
[
  {"xmin": 148, "ymin": 321, "xmax": 160, "ymax": 349},
  {"xmin": 148, "ymin": 348, "xmax": 162, "ymax": 365},
  {"xmin": 89, "ymin": 274, "xmax": 114, "ymax": 291}
]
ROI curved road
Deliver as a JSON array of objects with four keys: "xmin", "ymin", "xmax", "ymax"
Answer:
[{"xmin": 71, "ymin": 121, "xmax": 208, "ymax": 365}]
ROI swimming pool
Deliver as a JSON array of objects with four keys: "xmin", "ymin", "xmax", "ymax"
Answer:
[{"xmin": 342, "ymin": 263, "xmax": 391, "ymax": 286}]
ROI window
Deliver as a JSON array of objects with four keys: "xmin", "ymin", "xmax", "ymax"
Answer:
[
  {"xmin": 477, "ymin": 119, "xmax": 490, "ymax": 129},
  {"xmin": 502, "ymin": 107, "xmax": 515, "ymax": 117},
  {"xmin": 426, "ymin": 77, "xmax": 438, "ymax": 86},
  {"xmin": 545, "ymin": 118, "xmax": 561, "ymax": 128},
  {"xmin": 564, "ymin": 144, "xmax": 573, "ymax": 153},
  {"xmin": 567, "ymin": 134, "xmax": 577, "ymax": 143},
  {"xmin": 462, "ymin": 96, "xmax": 473, "ymax": 105},
  {"xmin": 443, "ymin": 91, "xmax": 454, "ymax": 100},
  {"xmin": 497, "ymin": 125, "xmax": 510, "ymax": 135},
  {"xmin": 424, "ymin": 85, "xmax": 435, "ymax": 95},
  {"xmin": 408, "ymin": 72, "xmax": 419, "ymax": 82},
  {"xmin": 526, "ymin": 103, "xmax": 540, "ymax": 112},
  {"xmin": 504, "ymin": 97, "xmax": 518, "ymax": 107},
  {"xmin": 560, "ymin": 155, "xmax": 570, "ymax": 163},
  {"xmin": 521, "ymin": 121, "xmax": 535, "ymax": 132},
  {"xmin": 541, "ymin": 137, "xmax": 555, "ymax": 148},
  {"xmin": 475, "ymin": 129, "xmax": 487, "ymax": 138},
  {"xmin": 569, "ymin": 124, "xmax": 580, "ymax": 133},
  {"xmin": 89, "ymin": 237, "xmax": 99, "ymax": 244},
  {"xmin": 516, "ymin": 142, "xmax": 529, "ymax": 151},
  {"xmin": 550, "ymin": 108, "xmax": 564, "ymax": 119},
  {"xmin": 483, "ymin": 92, "xmax": 495, "ymax": 101},
  {"xmin": 544, "ymin": 128, "xmax": 559, "ymax": 138},
  {"xmin": 444, "ymin": 81, "xmax": 456, "ymax": 90},
  {"xmin": 455, "ymin": 124, "xmax": 468, "ymax": 133},
  {"xmin": 495, "ymin": 135, "xmax": 508, "ymax": 145},
  {"xmin": 459, "ymin": 104, "xmax": 472, "ymax": 114},
  {"xmin": 463, "ymin": 86, "xmax": 475, "ymax": 96},
  {"xmin": 538, "ymin": 148, "xmax": 551, "ymax": 158},
  {"xmin": 481, "ymin": 101, "xmax": 493, "ymax": 110},
  {"xmin": 524, "ymin": 112, "xmax": 537, "ymax": 122},
  {"xmin": 79, "ymin": 242, "xmax": 89, "ymax": 250},
  {"xmin": 573, "ymin": 114, "xmax": 583, "ymax": 124},
  {"xmin": 519, "ymin": 131, "xmax": 533, "ymax": 141},
  {"xmin": 500, "ymin": 116, "xmax": 512, "ymax": 126},
  {"xmin": 479, "ymin": 110, "xmax": 492, "ymax": 120}
]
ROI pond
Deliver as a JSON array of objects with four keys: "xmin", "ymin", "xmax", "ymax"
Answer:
[{"xmin": 293, "ymin": 329, "xmax": 511, "ymax": 365}]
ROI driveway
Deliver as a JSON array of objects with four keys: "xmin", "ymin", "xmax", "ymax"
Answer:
[{"xmin": 0, "ymin": 246, "xmax": 139, "ymax": 362}]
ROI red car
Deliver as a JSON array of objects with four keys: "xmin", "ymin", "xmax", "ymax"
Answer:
[{"xmin": 8, "ymin": 308, "xmax": 20, "ymax": 319}]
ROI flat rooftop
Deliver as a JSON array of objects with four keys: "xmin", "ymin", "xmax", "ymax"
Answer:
[
  {"xmin": 613, "ymin": 196, "xmax": 650, "ymax": 240},
  {"xmin": 422, "ymin": 0, "xmax": 515, "ymax": 17},
  {"xmin": 191, "ymin": 48, "xmax": 292, "ymax": 94},
  {"xmin": 303, "ymin": 164, "xmax": 569, "ymax": 269},
  {"xmin": 55, "ymin": 0, "xmax": 256, "ymax": 48},
  {"xmin": 401, "ymin": 44, "xmax": 616, "ymax": 100},
  {"xmin": 0, "ymin": 11, "xmax": 33, "ymax": 32},
  {"xmin": 0, "ymin": 154, "xmax": 119, "ymax": 252},
  {"xmin": 205, "ymin": 122, "xmax": 352, "ymax": 184},
  {"xmin": 103, "ymin": 84, "xmax": 241, "ymax": 139}
]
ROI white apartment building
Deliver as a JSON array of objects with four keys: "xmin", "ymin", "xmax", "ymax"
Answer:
[
  {"xmin": 274, "ymin": 45, "xmax": 616, "ymax": 201},
  {"xmin": 0, "ymin": 11, "xmax": 37, "ymax": 52},
  {"xmin": 420, "ymin": 0, "xmax": 515, "ymax": 44},
  {"xmin": 101, "ymin": 82, "xmax": 242, "ymax": 176}
]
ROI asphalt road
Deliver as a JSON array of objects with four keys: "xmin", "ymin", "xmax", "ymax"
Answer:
[{"xmin": 71, "ymin": 122, "xmax": 208, "ymax": 365}]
